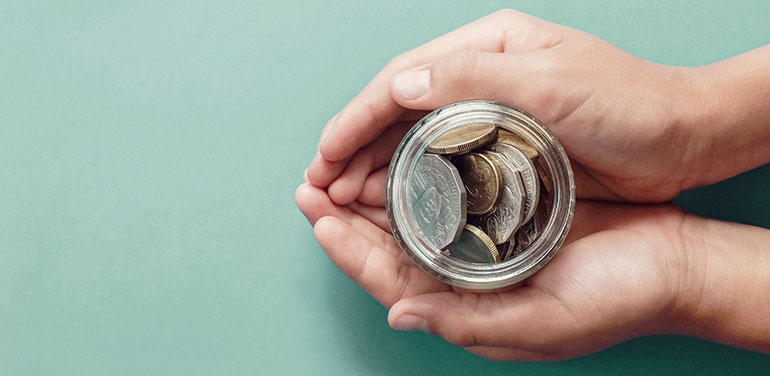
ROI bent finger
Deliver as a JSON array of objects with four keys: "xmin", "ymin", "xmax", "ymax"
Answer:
[
  {"xmin": 318, "ymin": 10, "xmax": 550, "ymax": 163},
  {"xmin": 315, "ymin": 216, "xmax": 449, "ymax": 307},
  {"xmin": 328, "ymin": 122, "xmax": 411, "ymax": 205},
  {"xmin": 358, "ymin": 167, "xmax": 388, "ymax": 207}
]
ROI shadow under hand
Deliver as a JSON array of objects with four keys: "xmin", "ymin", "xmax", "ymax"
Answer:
[{"xmin": 675, "ymin": 163, "xmax": 770, "ymax": 228}]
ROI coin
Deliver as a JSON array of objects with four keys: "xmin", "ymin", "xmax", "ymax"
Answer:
[
  {"xmin": 408, "ymin": 153, "xmax": 466, "ymax": 250},
  {"xmin": 496, "ymin": 129, "xmax": 538, "ymax": 160},
  {"xmin": 447, "ymin": 224, "xmax": 500, "ymax": 263},
  {"xmin": 427, "ymin": 123, "xmax": 498, "ymax": 155},
  {"xmin": 514, "ymin": 196, "xmax": 550, "ymax": 255},
  {"xmin": 497, "ymin": 239, "xmax": 516, "ymax": 261},
  {"xmin": 469, "ymin": 152, "xmax": 526, "ymax": 244},
  {"xmin": 453, "ymin": 152, "xmax": 502, "ymax": 215},
  {"xmin": 535, "ymin": 162, "xmax": 553, "ymax": 193},
  {"xmin": 486, "ymin": 143, "xmax": 540, "ymax": 224},
  {"xmin": 514, "ymin": 216, "xmax": 540, "ymax": 255}
]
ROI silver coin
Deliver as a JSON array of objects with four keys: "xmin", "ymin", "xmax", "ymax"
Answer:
[
  {"xmin": 408, "ymin": 153, "xmax": 466, "ymax": 250},
  {"xmin": 497, "ymin": 239, "xmax": 516, "ymax": 261},
  {"xmin": 514, "ymin": 203, "xmax": 549, "ymax": 255},
  {"xmin": 469, "ymin": 152, "xmax": 525, "ymax": 244},
  {"xmin": 447, "ymin": 224, "xmax": 499, "ymax": 263},
  {"xmin": 514, "ymin": 215, "xmax": 540, "ymax": 255},
  {"xmin": 486, "ymin": 143, "xmax": 541, "ymax": 224}
]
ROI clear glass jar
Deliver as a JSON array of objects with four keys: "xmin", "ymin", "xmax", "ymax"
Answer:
[{"xmin": 386, "ymin": 100, "xmax": 575, "ymax": 290}]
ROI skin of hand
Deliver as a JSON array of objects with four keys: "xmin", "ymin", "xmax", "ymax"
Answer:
[
  {"xmin": 297, "ymin": 180, "xmax": 770, "ymax": 360},
  {"xmin": 297, "ymin": 9, "xmax": 770, "ymax": 360},
  {"xmin": 306, "ymin": 9, "xmax": 770, "ymax": 204},
  {"xmin": 295, "ymin": 181, "xmax": 708, "ymax": 360}
]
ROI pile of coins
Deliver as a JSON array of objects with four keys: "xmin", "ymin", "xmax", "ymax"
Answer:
[{"xmin": 408, "ymin": 123, "xmax": 552, "ymax": 264}]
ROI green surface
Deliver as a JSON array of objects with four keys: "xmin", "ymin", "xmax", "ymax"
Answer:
[{"xmin": 2, "ymin": 0, "xmax": 769, "ymax": 374}]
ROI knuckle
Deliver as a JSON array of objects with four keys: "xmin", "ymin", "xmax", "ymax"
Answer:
[
  {"xmin": 493, "ymin": 8, "xmax": 520, "ymax": 20},
  {"xmin": 390, "ymin": 262, "xmax": 411, "ymax": 304},
  {"xmin": 387, "ymin": 52, "xmax": 414, "ymax": 70}
]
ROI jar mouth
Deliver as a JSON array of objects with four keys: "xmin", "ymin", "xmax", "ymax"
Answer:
[{"xmin": 386, "ymin": 100, "xmax": 576, "ymax": 290}]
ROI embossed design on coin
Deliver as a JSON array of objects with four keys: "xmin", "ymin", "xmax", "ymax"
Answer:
[
  {"xmin": 514, "ymin": 215, "xmax": 541, "ymax": 255},
  {"xmin": 408, "ymin": 154, "xmax": 466, "ymax": 250},
  {"xmin": 470, "ymin": 152, "xmax": 525, "ymax": 244},
  {"xmin": 486, "ymin": 143, "xmax": 540, "ymax": 224},
  {"xmin": 496, "ymin": 128, "xmax": 539, "ymax": 160},
  {"xmin": 448, "ymin": 224, "xmax": 499, "ymax": 263},
  {"xmin": 454, "ymin": 152, "xmax": 501, "ymax": 215},
  {"xmin": 497, "ymin": 239, "xmax": 516, "ymax": 261},
  {"xmin": 427, "ymin": 123, "xmax": 498, "ymax": 155}
]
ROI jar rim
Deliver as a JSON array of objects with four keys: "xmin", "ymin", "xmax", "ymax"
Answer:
[{"xmin": 386, "ymin": 100, "xmax": 576, "ymax": 290}]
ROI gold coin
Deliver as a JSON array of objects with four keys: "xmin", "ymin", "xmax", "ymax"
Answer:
[
  {"xmin": 454, "ymin": 152, "xmax": 501, "ymax": 215},
  {"xmin": 496, "ymin": 129, "xmax": 539, "ymax": 160},
  {"xmin": 535, "ymin": 163, "xmax": 553, "ymax": 193},
  {"xmin": 427, "ymin": 123, "xmax": 498, "ymax": 155},
  {"xmin": 448, "ymin": 224, "xmax": 500, "ymax": 263}
]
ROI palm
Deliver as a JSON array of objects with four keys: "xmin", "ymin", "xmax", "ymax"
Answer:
[
  {"xmin": 297, "ymin": 180, "xmax": 686, "ymax": 360},
  {"xmin": 296, "ymin": 183, "xmax": 450, "ymax": 308}
]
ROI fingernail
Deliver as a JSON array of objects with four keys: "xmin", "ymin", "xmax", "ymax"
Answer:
[
  {"xmin": 303, "ymin": 168, "xmax": 309, "ymax": 182},
  {"xmin": 393, "ymin": 70, "xmax": 430, "ymax": 100},
  {"xmin": 392, "ymin": 313, "xmax": 429, "ymax": 332}
]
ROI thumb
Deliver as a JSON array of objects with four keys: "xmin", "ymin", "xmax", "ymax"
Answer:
[
  {"xmin": 387, "ymin": 288, "xmax": 577, "ymax": 349},
  {"xmin": 390, "ymin": 50, "xmax": 542, "ymax": 110}
]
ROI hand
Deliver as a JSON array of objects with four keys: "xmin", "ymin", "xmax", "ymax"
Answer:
[
  {"xmin": 298, "ymin": 9, "xmax": 770, "ymax": 359},
  {"xmin": 296, "ymin": 182, "xmax": 696, "ymax": 361},
  {"xmin": 306, "ymin": 9, "xmax": 710, "ymax": 203}
]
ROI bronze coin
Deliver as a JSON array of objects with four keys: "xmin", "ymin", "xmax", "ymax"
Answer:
[
  {"xmin": 427, "ymin": 123, "xmax": 497, "ymax": 155},
  {"xmin": 454, "ymin": 152, "xmax": 502, "ymax": 215},
  {"xmin": 448, "ymin": 224, "xmax": 500, "ymax": 263},
  {"xmin": 496, "ymin": 128, "xmax": 539, "ymax": 160}
]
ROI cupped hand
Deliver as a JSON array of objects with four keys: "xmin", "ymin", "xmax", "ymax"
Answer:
[
  {"xmin": 296, "ymin": 179, "xmax": 696, "ymax": 361},
  {"xmin": 307, "ymin": 9, "xmax": 710, "ymax": 203}
]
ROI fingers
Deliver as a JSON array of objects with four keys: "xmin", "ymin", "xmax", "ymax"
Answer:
[
  {"xmin": 388, "ymin": 288, "xmax": 579, "ymax": 350},
  {"xmin": 306, "ymin": 152, "xmax": 350, "ymax": 188},
  {"xmin": 390, "ymin": 50, "xmax": 534, "ymax": 110},
  {"xmin": 347, "ymin": 201, "xmax": 391, "ymax": 233},
  {"xmin": 318, "ymin": 10, "xmax": 531, "ymax": 163},
  {"xmin": 307, "ymin": 111, "xmax": 425, "ymax": 189},
  {"xmin": 357, "ymin": 167, "xmax": 388, "ymax": 207},
  {"xmin": 307, "ymin": 114, "xmax": 349, "ymax": 188},
  {"xmin": 327, "ymin": 122, "xmax": 411, "ymax": 205},
  {"xmin": 315, "ymin": 216, "xmax": 449, "ymax": 308},
  {"xmin": 319, "ymin": 113, "xmax": 339, "ymax": 145},
  {"xmin": 297, "ymin": 183, "xmax": 449, "ymax": 307},
  {"xmin": 295, "ymin": 183, "xmax": 352, "ymax": 226}
]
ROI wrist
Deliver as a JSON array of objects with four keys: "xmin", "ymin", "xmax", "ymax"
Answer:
[
  {"xmin": 678, "ymin": 46, "xmax": 770, "ymax": 189},
  {"xmin": 665, "ymin": 215, "xmax": 770, "ymax": 352},
  {"xmin": 662, "ymin": 213, "xmax": 708, "ymax": 335}
]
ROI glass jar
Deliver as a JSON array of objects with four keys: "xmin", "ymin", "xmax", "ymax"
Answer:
[{"xmin": 386, "ymin": 100, "xmax": 575, "ymax": 290}]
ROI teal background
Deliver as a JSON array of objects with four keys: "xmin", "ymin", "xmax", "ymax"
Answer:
[{"xmin": 2, "ymin": 0, "xmax": 769, "ymax": 374}]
